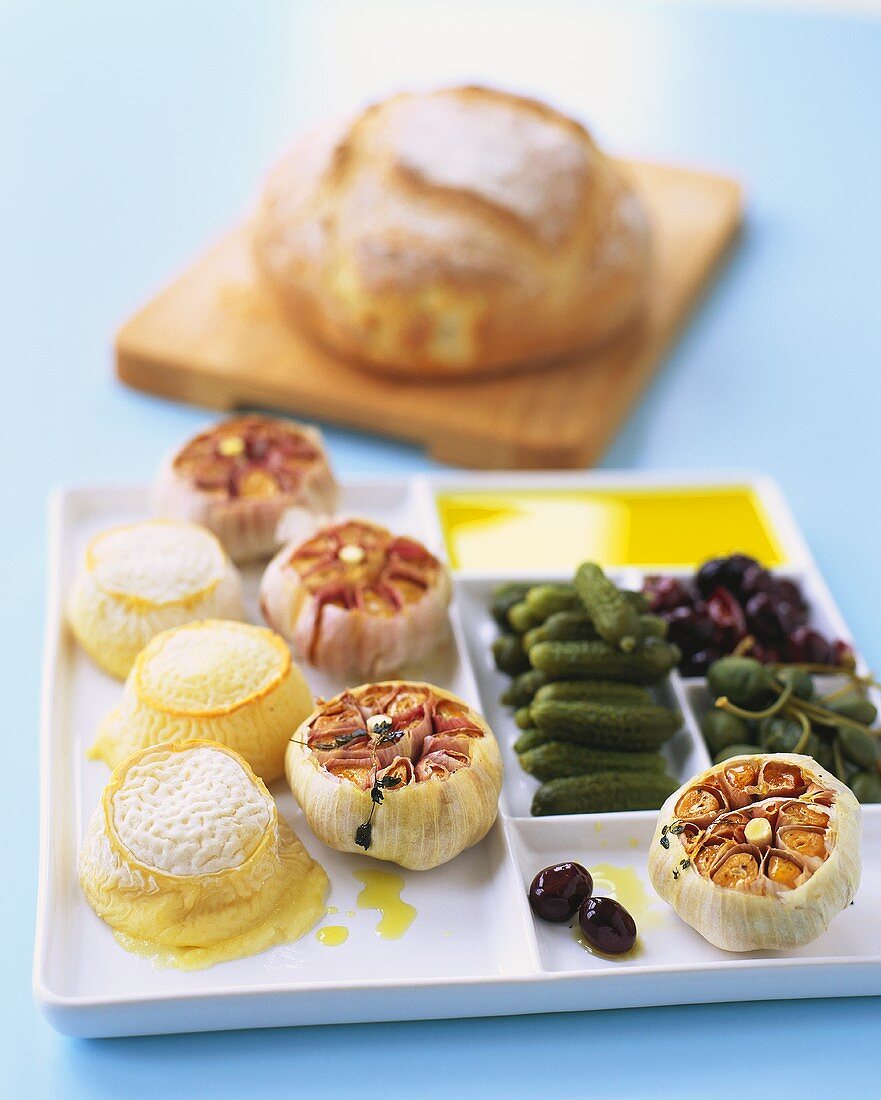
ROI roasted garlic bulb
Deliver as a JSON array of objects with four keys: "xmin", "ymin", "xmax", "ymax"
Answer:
[
  {"xmin": 286, "ymin": 681, "xmax": 503, "ymax": 870},
  {"xmin": 79, "ymin": 740, "xmax": 328, "ymax": 969},
  {"xmin": 153, "ymin": 414, "xmax": 339, "ymax": 562},
  {"xmin": 66, "ymin": 519, "xmax": 245, "ymax": 679},
  {"xmin": 261, "ymin": 519, "xmax": 451, "ymax": 678},
  {"xmin": 648, "ymin": 753, "xmax": 861, "ymax": 951},
  {"xmin": 90, "ymin": 619, "xmax": 313, "ymax": 781}
]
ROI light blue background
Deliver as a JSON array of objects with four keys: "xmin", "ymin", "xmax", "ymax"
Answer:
[{"xmin": 3, "ymin": 1, "xmax": 879, "ymax": 1095}]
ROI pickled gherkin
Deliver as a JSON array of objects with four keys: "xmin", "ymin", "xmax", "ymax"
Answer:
[
  {"xmin": 500, "ymin": 669, "xmax": 549, "ymax": 708},
  {"xmin": 530, "ymin": 699, "xmax": 681, "ymax": 751},
  {"xmin": 491, "ymin": 582, "xmax": 532, "ymax": 631},
  {"xmin": 514, "ymin": 706, "xmax": 533, "ymax": 730},
  {"xmin": 513, "ymin": 728, "xmax": 549, "ymax": 754},
  {"xmin": 574, "ymin": 562, "xmax": 641, "ymax": 652},
  {"xmin": 530, "ymin": 638, "xmax": 681, "ymax": 684},
  {"xmin": 492, "ymin": 634, "xmax": 530, "ymax": 676},
  {"xmin": 533, "ymin": 680, "xmax": 653, "ymax": 706},
  {"xmin": 524, "ymin": 612, "xmax": 599, "ymax": 650},
  {"xmin": 524, "ymin": 584, "xmax": 580, "ymax": 621},
  {"xmin": 507, "ymin": 601, "xmax": 542, "ymax": 635},
  {"xmin": 518, "ymin": 742, "xmax": 668, "ymax": 782},
  {"xmin": 532, "ymin": 772, "xmax": 678, "ymax": 815}
]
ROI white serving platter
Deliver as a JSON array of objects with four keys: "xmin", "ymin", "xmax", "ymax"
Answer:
[{"xmin": 34, "ymin": 473, "xmax": 881, "ymax": 1038}]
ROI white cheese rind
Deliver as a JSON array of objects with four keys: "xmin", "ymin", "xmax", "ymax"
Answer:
[{"xmin": 111, "ymin": 745, "xmax": 273, "ymax": 876}]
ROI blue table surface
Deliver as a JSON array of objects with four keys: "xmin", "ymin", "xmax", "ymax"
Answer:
[{"xmin": 3, "ymin": 0, "xmax": 881, "ymax": 1095}]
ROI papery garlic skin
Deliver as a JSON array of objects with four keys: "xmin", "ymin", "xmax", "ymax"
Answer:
[
  {"xmin": 261, "ymin": 519, "xmax": 452, "ymax": 679},
  {"xmin": 648, "ymin": 754, "xmax": 861, "ymax": 952},
  {"xmin": 66, "ymin": 520, "xmax": 245, "ymax": 679},
  {"xmin": 286, "ymin": 681, "xmax": 503, "ymax": 870},
  {"xmin": 153, "ymin": 415, "xmax": 339, "ymax": 563}
]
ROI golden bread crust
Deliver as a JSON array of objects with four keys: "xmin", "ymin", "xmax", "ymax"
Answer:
[{"xmin": 252, "ymin": 86, "xmax": 651, "ymax": 378}]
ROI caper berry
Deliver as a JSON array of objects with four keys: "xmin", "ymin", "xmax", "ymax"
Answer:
[
  {"xmin": 700, "ymin": 709, "xmax": 751, "ymax": 755},
  {"xmin": 707, "ymin": 657, "xmax": 775, "ymax": 709},
  {"xmin": 850, "ymin": 771, "xmax": 881, "ymax": 803}
]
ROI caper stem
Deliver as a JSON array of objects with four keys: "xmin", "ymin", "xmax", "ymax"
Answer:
[
  {"xmin": 787, "ymin": 707, "xmax": 813, "ymax": 754},
  {"xmin": 770, "ymin": 661, "xmax": 875, "ymax": 687},
  {"xmin": 732, "ymin": 634, "xmax": 756, "ymax": 658},
  {"xmin": 791, "ymin": 697, "xmax": 877, "ymax": 735},
  {"xmin": 715, "ymin": 680, "xmax": 793, "ymax": 721}
]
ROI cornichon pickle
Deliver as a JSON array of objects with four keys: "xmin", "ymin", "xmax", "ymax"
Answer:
[
  {"xmin": 774, "ymin": 667, "xmax": 814, "ymax": 701},
  {"xmin": 500, "ymin": 669, "xmax": 549, "ymax": 708},
  {"xmin": 713, "ymin": 743, "xmax": 762, "ymax": 764},
  {"xmin": 524, "ymin": 584, "xmax": 580, "ymax": 621},
  {"xmin": 826, "ymin": 693, "xmax": 878, "ymax": 726},
  {"xmin": 532, "ymin": 772, "xmax": 678, "ymax": 816},
  {"xmin": 513, "ymin": 728, "xmax": 549, "ymax": 754},
  {"xmin": 492, "ymin": 634, "xmax": 530, "ymax": 676},
  {"xmin": 514, "ymin": 706, "xmax": 534, "ymax": 730},
  {"xmin": 638, "ymin": 614, "xmax": 668, "ymax": 640},
  {"xmin": 574, "ymin": 563, "xmax": 641, "ymax": 652},
  {"xmin": 508, "ymin": 601, "xmax": 543, "ymax": 634},
  {"xmin": 491, "ymin": 582, "xmax": 532, "ymax": 630},
  {"xmin": 531, "ymin": 700, "xmax": 681, "ymax": 750},
  {"xmin": 851, "ymin": 771, "xmax": 881, "ymax": 803},
  {"xmin": 530, "ymin": 638, "xmax": 681, "ymax": 684},
  {"xmin": 706, "ymin": 657, "xmax": 775, "ymax": 708},
  {"xmin": 623, "ymin": 590, "xmax": 650, "ymax": 614},
  {"xmin": 518, "ymin": 742, "xmax": 668, "ymax": 782},
  {"xmin": 837, "ymin": 725, "xmax": 877, "ymax": 770},
  {"xmin": 700, "ymin": 709, "xmax": 751, "ymax": 755},
  {"xmin": 533, "ymin": 680, "xmax": 653, "ymax": 706},
  {"xmin": 524, "ymin": 612, "xmax": 600, "ymax": 650}
]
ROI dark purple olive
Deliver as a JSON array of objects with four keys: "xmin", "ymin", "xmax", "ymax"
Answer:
[
  {"xmin": 745, "ymin": 592, "xmax": 786, "ymax": 642},
  {"xmin": 739, "ymin": 562, "xmax": 775, "ymax": 600},
  {"xmin": 663, "ymin": 606, "xmax": 709, "ymax": 650},
  {"xmin": 696, "ymin": 554, "xmax": 759, "ymax": 599},
  {"xmin": 695, "ymin": 557, "xmax": 730, "ymax": 598},
  {"xmin": 786, "ymin": 626, "xmax": 832, "ymax": 665},
  {"xmin": 705, "ymin": 587, "xmax": 747, "ymax": 648},
  {"xmin": 723, "ymin": 553, "xmax": 761, "ymax": 593},
  {"xmin": 643, "ymin": 575, "xmax": 694, "ymax": 613},
  {"xmin": 579, "ymin": 896, "xmax": 637, "ymax": 955},
  {"xmin": 772, "ymin": 578, "xmax": 808, "ymax": 615},
  {"xmin": 680, "ymin": 648, "xmax": 720, "ymax": 675},
  {"xmin": 528, "ymin": 862, "xmax": 593, "ymax": 922}
]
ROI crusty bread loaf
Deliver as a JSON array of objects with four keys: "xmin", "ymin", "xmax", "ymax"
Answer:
[{"xmin": 252, "ymin": 86, "xmax": 651, "ymax": 379}]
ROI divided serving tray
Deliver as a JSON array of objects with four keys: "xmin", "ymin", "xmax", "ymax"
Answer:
[{"xmin": 34, "ymin": 471, "xmax": 881, "ymax": 1038}]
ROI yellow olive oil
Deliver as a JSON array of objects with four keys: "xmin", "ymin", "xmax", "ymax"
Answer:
[
  {"xmin": 436, "ymin": 486, "xmax": 786, "ymax": 572},
  {"xmin": 316, "ymin": 926, "xmax": 349, "ymax": 947},
  {"xmin": 353, "ymin": 869, "xmax": 417, "ymax": 940}
]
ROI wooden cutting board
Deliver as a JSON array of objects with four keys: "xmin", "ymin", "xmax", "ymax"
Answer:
[{"xmin": 116, "ymin": 160, "xmax": 742, "ymax": 469}]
